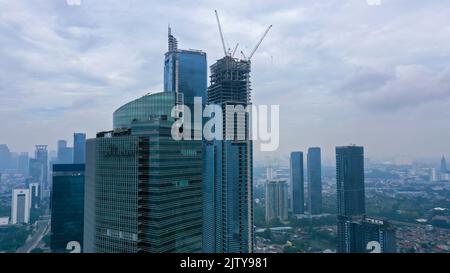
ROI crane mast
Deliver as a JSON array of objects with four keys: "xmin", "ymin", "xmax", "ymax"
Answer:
[
  {"xmin": 248, "ymin": 25, "xmax": 272, "ymax": 60},
  {"xmin": 214, "ymin": 10, "xmax": 228, "ymax": 57}
]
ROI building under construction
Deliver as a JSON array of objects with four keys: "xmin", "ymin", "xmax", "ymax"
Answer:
[
  {"xmin": 202, "ymin": 11, "xmax": 271, "ymax": 253},
  {"xmin": 207, "ymin": 56, "xmax": 251, "ymax": 105}
]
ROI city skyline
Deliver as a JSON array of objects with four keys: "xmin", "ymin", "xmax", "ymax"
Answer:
[{"xmin": 1, "ymin": 1, "xmax": 450, "ymax": 160}]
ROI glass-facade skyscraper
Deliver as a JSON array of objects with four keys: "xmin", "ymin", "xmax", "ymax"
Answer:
[
  {"xmin": 203, "ymin": 56, "xmax": 253, "ymax": 253},
  {"xmin": 84, "ymin": 92, "xmax": 203, "ymax": 253},
  {"xmin": 18, "ymin": 152, "xmax": 29, "ymax": 176},
  {"xmin": 51, "ymin": 164, "xmax": 85, "ymax": 253},
  {"xmin": 57, "ymin": 140, "xmax": 73, "ymax": 164},
  {"xmin": 290, "ymin": 151, "xmax": 304, "ymax": 215},
  {"xmin": 164, "ymin": 27, "xmax": 207, "ymax": 105},
  {"xmin": 336, "ymin": 146, "xmax": 365, "ymax": 217},
  {"xmin": 307, "ymin": 147, "xmax": 322, "ymax": 215},
  {"xmin": 336, "ymin": 145, "xmax": 370, "ymax": 253},
  {"xmin": 73, "ymin": 133, "xmax": 86, "ymax": 164}
]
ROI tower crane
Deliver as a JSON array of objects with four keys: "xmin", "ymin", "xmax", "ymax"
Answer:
[
  {"xmin": 214, "ymin": 10, "xmax": 228, "ymax": 57},
  {"xmin": 247, "ymin": 25, "xmax": 272, "ymax": 61},
  {"xmin": 214, "ymin": 10, "xmax": 272, "ymax": 61}
]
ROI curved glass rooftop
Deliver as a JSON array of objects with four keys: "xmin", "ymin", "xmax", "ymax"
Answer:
[{"xmin": 113, "ymin": 92, "xmax": 182, "ymax": 129}]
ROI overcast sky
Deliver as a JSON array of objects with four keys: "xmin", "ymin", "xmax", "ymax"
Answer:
[{"xmin": 1, "ymin": 0, "xmax": 450, "ymax": 163}]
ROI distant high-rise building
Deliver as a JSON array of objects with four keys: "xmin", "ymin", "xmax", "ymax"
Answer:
[
  {"xmin": 29, "ymin": 158, "xmax": 44, "ymax": 184},
  {"xmin": 73, "ymin": 133, "xmax": 86, "ymax": 164},
  {"xmin": 57, "ymin": 140, "xmax": 73, "ymax": 164},
  {"xmin": 0, "ymin": 144, "xmax": 11, "ymax": 171},
  {"xmin": 290, "ymin": 152, "xmax": 304, "ymax": 215},
  {"xmin": 265, "ymin": 179, "xmax": 289, "ymax": 223},
  {"xmin": 203, "ymin": 56, "xmax": 253, "ymax": 253},
  {"xmin": 337, "ymin": 216, "xmax": 397, "ymax": 253},
  {"xmin": 84, "ymin": 92, "xmax": 203, "ymax": 253},
  {"xmin": 11, "ymin": 189, "xmax": 30, "ymax": 224},
  {"xmin": 35, "ymin": 145, "xmax": 48, "ymax": 193},
  {"xmin": 164, "ymin": 27, "xmax": 207, "ymax": 105},
  {"xmin": 336, "ymin": 145, "xmax": 375, "ymax": 253},
  {"xmin": 429, "ymin": 168, "xmax": 438, "ymax": 182},
  {"xmin": 307, "ymin": 147, "xmax": 322, "ymax": 215},
  {"xmin": 336, "ymin": 146, "xmax": 365, "ymax": 217},
  {"xmin": 51, "ymin": 164, "xmax": 85, "ymax": 253},
  {"xmin": 441, "ymin": 156, "xmax": 447, "ymax": 173},
  {"xmin": 18, "ymin": 152, "xmax": 29, "ymax": 176},
  {"xmin": 28, "ymin": 182, "xmax": 40, "ymax": 209},
  {"xmin": 266, "ymin": 167, "xmax": 273, "ymax": 180},
  {"xmin": 10, "ymin": 152, "xmax": 19, "ymax": 171}
]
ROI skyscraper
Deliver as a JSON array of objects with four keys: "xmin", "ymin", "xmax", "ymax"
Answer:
[
  {"xmin": 307, "ymin": 147, "xmax": 322, "ymax": 215},
  {"xmin": 57, "ymin": 140, "xmax": 73, "ymax": 164},
  {"xmin": 290, "ymin": 152, "xmax": 304, "ymax": 215},
  {"xmin": 18, "ymin": 152, "xmax": 29, "ymax": 176},
  {"xmin": 35, "ymin": 145, "xmax": 48, "ymax": 193},
  {"xmin": 336, "ymin": 145, "xmax": 368, "ymax": 253},
  {"xmin": 73, "ymin": 133, "xmax": 86, "ymax": 164},
  {"xmin": 440, "ymin": 155, "xmax": 447, "ymax": 176},
  {"xmin": 0, "ymin": 144, "xmax": 11, "ymax": 171},
  {"xmin": 29, "ymin": 158, "xmax": 44, "ymax": 184},
  {"xmin": 265, "ymin": 179, "xmax": 289, "ymax": 223},
  {"xmin": 203, "ymin": 56, "xmax": 253, "ymax": 253},
  {"xmin": 84, "ymin": 92, "xmax": 203, "ymax": 253},
  {"xmin": 164, "ymin": 27, "xmax": 207, "ymax": 105},
  {"xmin": 29, "ymin": 182, "xmax": 40, "ymax": 209},
  {"xmin": 51, "ymin": 164, "xmax": 85, "ymax": 253},
  {"xmin": 337, "ymin": 215, "xmax": 397, "ymax": 253},
  {"xmin": 11, "ymin": 189, "xmax": 30, "ymax": 224},
  {"xmin": 336, "ymin": 146, "xmax": 365, "ymax": 217},
  {"xmin": 429, "ymin": 168, "xmax": 438, "ymax": 182}
]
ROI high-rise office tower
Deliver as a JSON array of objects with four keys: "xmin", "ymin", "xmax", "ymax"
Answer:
[
  {"xmin": 0, "ymin": 144, "xmax": 11, "ymax": 171},
  {"xmin": 164, "ymin": 27, "xmax": 207, "ymax": 106},
  {"xmin": 29, "ymin": 182, "xmax": 40, "ymax": 209},
  {"xmin": 73, "ymin": 133, "xmax": 86, "ymax": 164},
  {"xmin": 51, "ymin": 164, "xmax": 85, "ymax": 253},
  {"xmin": 10, "ymin": 152, "xmax": 19, "ymax": 171},
  {"xmin": 265, "ymin": 179, "xmax": 289, "ymax": 223},
  {"xmin": 307, "ymin": 147, "xmax": 322, "ymax": 215},
  {"xmin": 11, "ymin": 189, "xmax": 30, "ymax": 224},
  {"xmin": 57, "ymin": 140, "xmax": 73, "ymax": 164},
  {"xmin": 336, "ymin": 146, "xmax": 365, "ymax": 217},
  {"xmin": 29, "ymin": 158, "xmax": 43, "ymax": 183},
  {"xmin": 18, "ymin": 152, "xmax": 29, "ymax": 176},
  {"xmin": 84, "ymin": 92, "xmax": 203, "ymax": 253},
  {"xmin": 336, "ymin": 145, "xmax": 367, "ymax": 253},
  {"xmin": 290, "ymin": 152, "xmax": 304, "ymax": 215},
  {"xmin": 440, "ymin": 155, "xmax": 448, "ymax": 175},
  {"xmin": 337, "ymin": 215, "xmax": 397, "ymax": 253},
  {"xmin": 203, "ymin": 56, "xmax": 253, "ymax": 253},
  {"xmin": 429, "ymin": 168, "xmax": 438, "ymax": 182},
  {"xmin": 35, "ymin": 145, "xmax": 48, "ymax": 193}
]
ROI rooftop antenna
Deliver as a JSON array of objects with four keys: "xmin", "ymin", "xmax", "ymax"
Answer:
[{"xmin": 214, "ymin": 10, "xmax": 228, "ymax": 57}]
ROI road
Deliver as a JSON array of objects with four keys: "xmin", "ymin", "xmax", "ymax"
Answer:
[{"xmin": 16, "ymin": 219, "xmax": 50, "ymax": 253}]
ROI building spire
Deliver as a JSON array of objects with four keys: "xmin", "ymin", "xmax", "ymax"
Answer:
[{"xmin": 168, "ymin": 24, "xmax": 178, "ymax": 52}]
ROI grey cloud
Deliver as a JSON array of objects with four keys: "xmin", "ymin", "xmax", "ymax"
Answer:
[
  {"xmin": 1, "ymin": 0, "xmax": 450, "ymax": 159},
  {"xmin": 340, "ymin": 65, "xmax": 450, "ymax": 111}
]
